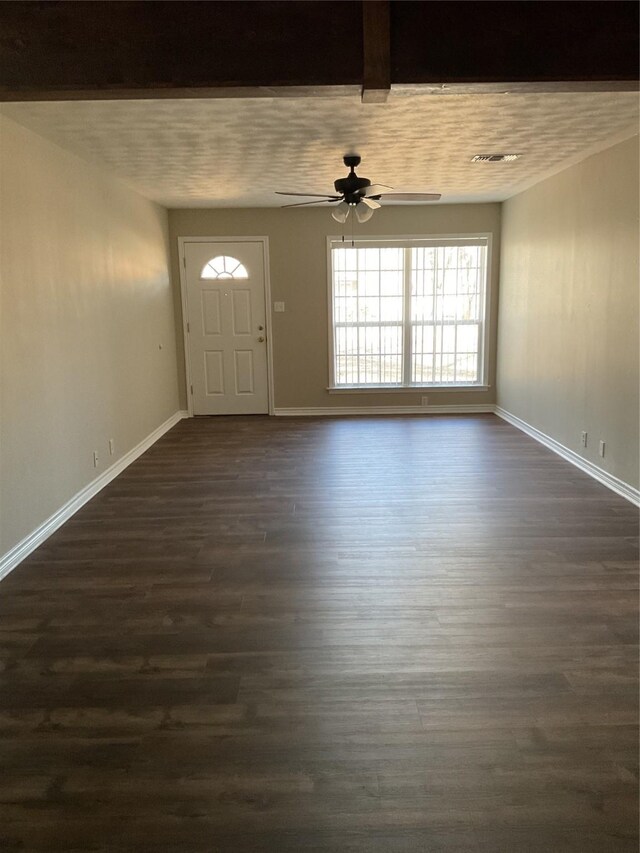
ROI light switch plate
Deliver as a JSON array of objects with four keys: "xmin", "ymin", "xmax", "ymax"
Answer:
[{"xmin": 273, "ymin": 301, "xmax": 285, "ymax": 313}]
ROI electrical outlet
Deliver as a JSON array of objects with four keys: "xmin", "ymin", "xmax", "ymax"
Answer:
[
  {"xmin": 581, "ymin": 431, "xmax": 588, "ymax": 448},
  {"xmin": 93, "ymin": 451, "xmax": 99, "ymax": 468},
  {"xmin": 273, "ymin": 301, "xmax": 285, "ymax": 313},
  {"xmin": 421, "ymin": 396, "xmax": 429, "ymax": 407},
  {"xmin": 599, "ymin": 440, "xmax": 605, "ymax": 458},
  {"xmin": 109, "ymin": 439, "xmax": 115, "ymax": 456}
]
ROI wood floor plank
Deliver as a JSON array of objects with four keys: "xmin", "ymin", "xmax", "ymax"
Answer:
[{"xmin": 0, "ymin": 414, "xmax": 637, "ymax": 851}]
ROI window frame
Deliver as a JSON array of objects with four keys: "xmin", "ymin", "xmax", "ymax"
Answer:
[{"xmin": 326, "ymin": 234, "xmax": 493, "ymax": 392}]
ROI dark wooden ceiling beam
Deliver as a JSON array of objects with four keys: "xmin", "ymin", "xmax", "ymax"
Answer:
[
  {"xmin": 0, "ymin": 1, "xmax": 363, "ymax": 100},
  {"xmin": 362, "ymin": 1, "xmax": 390, "ymax": 104},
  {"xmin": 391, "ymin": 1, "xmax": 639, "ymax": 85},
  {"xmin": 0, "ymin": 1, "xmax": 636, "ymax": 101}
]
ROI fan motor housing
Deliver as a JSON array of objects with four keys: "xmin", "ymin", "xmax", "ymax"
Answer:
[{"xmin": 334, "ymin": 175, "xmax": 371, "ymax": 200}]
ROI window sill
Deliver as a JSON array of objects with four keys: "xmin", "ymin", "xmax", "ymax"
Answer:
[{"xmin": 327, "ymin": 385, "xmax": 491, "ymax": 394}]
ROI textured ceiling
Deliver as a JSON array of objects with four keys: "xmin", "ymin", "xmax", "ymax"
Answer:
[{"xmin": 4, "ymin": 92, "xmax": 638, "ymax": 207}]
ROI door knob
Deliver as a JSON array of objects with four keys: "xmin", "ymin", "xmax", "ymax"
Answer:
[{"xmin": 257, "ymin": 336, "xmax": 265, "ymax": 342}]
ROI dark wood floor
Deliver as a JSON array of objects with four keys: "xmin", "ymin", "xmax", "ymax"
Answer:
[{"xmin": 0, "ymin": 414, "xmax": 637, "ymax": 852}]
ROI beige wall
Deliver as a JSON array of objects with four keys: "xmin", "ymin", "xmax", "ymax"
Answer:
[
  {"xmin": 497, "ymin": 135, "xmax": 639, "ymax": 489},
  {"xmin": 0, "ymin": 114, "xmax": 180, "ymax": 556},
  {"xmin": 168, "ymin": 205, "xmax": 501, "ymax": 410}
]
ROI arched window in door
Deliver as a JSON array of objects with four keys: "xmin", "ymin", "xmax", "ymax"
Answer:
[{"xmin": 200, "ymin": 255, "xmax": 248, "ymax": 279}]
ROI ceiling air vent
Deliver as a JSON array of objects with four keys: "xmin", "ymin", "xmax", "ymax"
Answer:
[{"xmin": 471, "ymin": 154, "xmax": 521, "ymax": 162}]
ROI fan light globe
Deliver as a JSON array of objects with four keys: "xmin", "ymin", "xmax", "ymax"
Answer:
[
  {"xmin": 331, "ymin": 202, "xmax": 350, "ymax": 223},
  {"xmin": 355, "ymin": 205, "xmax": 374, "ymax": 223}
]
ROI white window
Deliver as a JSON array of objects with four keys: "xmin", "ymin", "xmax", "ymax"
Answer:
[
  {"xmin": 201, "ymin": 255, "xmax": 248, "ymax": 279},
  {"xmin": 328, "ymin": 237, "xmax": 490, "ymax": 388}
]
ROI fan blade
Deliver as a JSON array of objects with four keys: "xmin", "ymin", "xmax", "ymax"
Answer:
[
  {"xmin": 380, "ymin": 193, "xmax": 441, "ymax": 202},
  {"xmin": 355, "ymin": 204, "xmax": 375, "ymax": 223},
  {"xmin": 275, "ymin": 191, "xmax": 341, "ymax": 199},
  {"xmin": 360, "ymin": 197, "xmax": 381, "ymax": 210},
  {"xmin": 331, "ymin": 201, "xmax": 351, "ymax": 223},
  {"xmin": 281, "ymin": 200, "xmax": 334, "ymax": 209},
  {"xmin": 363, "ymin": 184, "xmax": 394, "ymax": 197}
]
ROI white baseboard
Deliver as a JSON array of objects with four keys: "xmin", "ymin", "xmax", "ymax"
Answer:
[
  {"xmin": 495, "ymin": 406, "xmax": 640, "ymax": 506},
  {"xmin": 0, "ymin": 410, "xmax": 188, "ymax": 583},
  {"xmin": 274, "ymin": 404, "xmax": 495, "ymax": 416}
]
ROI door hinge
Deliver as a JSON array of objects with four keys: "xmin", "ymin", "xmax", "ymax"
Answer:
[
  {"xmin": 187, "ymin": 321, "xmax": 190, "ymax": 333},
  {"xmin": 183, "ymin": 255, "xmax": 186, "ymax": 268},
  {"xmin": 190, "ymin": 384, "xmax": 193, "ymax": 395}
]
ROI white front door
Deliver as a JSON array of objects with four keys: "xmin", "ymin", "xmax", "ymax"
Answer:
[{"xmin": 183, "ymin": 240, "xmax": 269, "ymax": 415}]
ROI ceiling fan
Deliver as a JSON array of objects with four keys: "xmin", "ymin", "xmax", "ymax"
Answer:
[{"xmin": 276, "ymin": 154, "xmax": 441, "ymax": 223}]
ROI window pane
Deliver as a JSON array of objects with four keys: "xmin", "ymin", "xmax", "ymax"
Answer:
[
  {"xmin": 443, "ymin": 268, "xmax": 458, "ymax": 295},
  {"xmin": 456, "ymin": 324, "xmax": 479, "ymax": 352},
  {"xmin": 409, "ymin": 244, "xmax": 485, "ymax": 385},
  {"xmin": 334, "ymin": 271, "xmax": 351, "ymax": 296},
  {"xmin": 361, "ymin": 248, "xmax": 380, "ymax": 271},
  {"xmin": 360, "ymin": 297, "xmax": 380, "ymax": 322},
  {"xmin": 411, "ymin": 295, "xmax": 432, "ymax": 322},
  {"xmin": 359, "ymin": 271, "xmax": 377, "ymax": 296},
  {"xmin": 332, "ymin": 246, "xmax": 405, "ymax": 385},
  {"xmin": 456, "ymin": 294, "xmax": 478, "ymax": 321},
  {"xmin": 444, "ymin": 247, "xmax": 458, "ymax": 269},
  {"xmin": 333, "ymin": 242, "xmax": 486, "ymax": 387},
  {"xmin": 380, "ymin": 296, "xmax": 403, "ymax": 322},
  {"xmin": 342, "ymin": 248, "xmax": 357, "ymax": 268},
  {"xmin": 442, "ymin": 325, "xmax": 455, "ymax": 352},
  {"xmin": 381, "ymin": 247, "xmax": 403, "ymax": 270},
  {"xmin": 439, "ymin": 355, "xmax": 456, "ymax": 383},
  {"xmin": 381, "ymin": 270, "xmax": 402, "ymax": 296},
  {"xmin": 459, "ymin": 267, "xmax": 478, "ymax": 294},
  {"xmin": 455, "ymin": 353, "xmax": 478, "ymax": 383},
  {"xmin": 441, "ymin": 296, "xmax": 457, "ymax": 320}
]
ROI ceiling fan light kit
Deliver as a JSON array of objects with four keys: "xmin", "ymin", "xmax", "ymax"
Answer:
[{"xmin": 276, "ymin": 154, "xmax": 442, "ymax": 227}]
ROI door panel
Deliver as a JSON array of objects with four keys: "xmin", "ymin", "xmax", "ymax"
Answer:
[
  {"xmin": 204, "ymin": 350, "xmax": 225, "ymax": 395},
  {"xmin": 184, "ymin": 241, "xmax": 269, "ymax": 415},
  {"xmin": 231, "ymin": 289, "xmax": 252, "ymax": 335},
  {"xmin": 202, "ymin": 291, "xmax": 222, "ymax": 335},
  {"xmin": 234, "ymin": 350, "xmax": 254, "ymax": 394}
]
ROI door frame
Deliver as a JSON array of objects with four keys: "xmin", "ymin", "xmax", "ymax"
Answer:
[{"xmin": 177, "ymin": 236, "xmax": 275, "ymax": 417}]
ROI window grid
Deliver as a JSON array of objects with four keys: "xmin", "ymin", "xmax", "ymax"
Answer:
[{"xmin": 331, "ymin": 240, "xmax": 487, "ymax": 388}]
